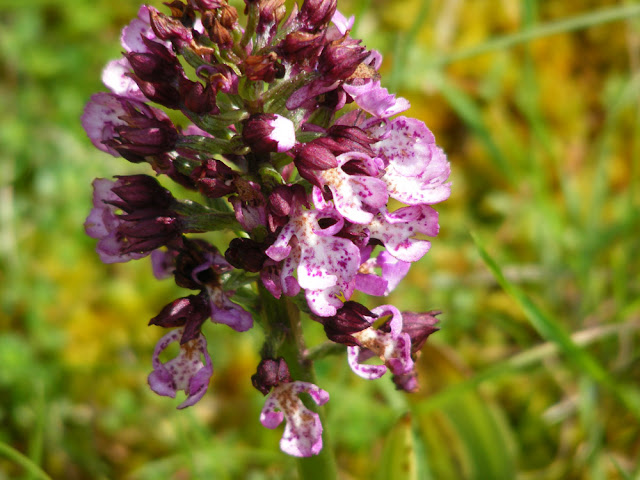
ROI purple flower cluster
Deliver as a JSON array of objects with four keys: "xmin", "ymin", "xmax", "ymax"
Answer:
[{"xmin": 83, "ymin": 0, "xmax": 449, "ymax": 458}]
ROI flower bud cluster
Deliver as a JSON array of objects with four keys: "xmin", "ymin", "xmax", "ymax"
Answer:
[{"xmin": 83, "ymin": 0, "xmax": 449, "ymax": 457}]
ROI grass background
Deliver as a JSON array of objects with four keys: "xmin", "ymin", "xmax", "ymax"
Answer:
[{"xmin": 1, "ymin": 0, "xmax": 640, "ymax": 478}]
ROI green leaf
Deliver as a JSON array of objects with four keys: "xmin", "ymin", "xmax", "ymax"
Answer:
[
  {"xmin": 471, "ymin": 231, "xmax": 640, "ymax": 421},
  {"xmin": 375, "ymin": 413, "xmax": 418, "ymax": 480}
]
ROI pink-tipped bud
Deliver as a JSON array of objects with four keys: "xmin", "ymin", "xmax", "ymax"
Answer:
[{"xmin": 242, "ymin": 114, "xmax": 296, "ymax": 154}]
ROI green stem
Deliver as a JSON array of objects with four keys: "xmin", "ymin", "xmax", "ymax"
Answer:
[
  {"xmin": 258, "ymin": 286, "xmax": 338, "ymax": 480},
  {"xmin": 0, "ymin": 442, "xmax": 52, "ymax": 480}
]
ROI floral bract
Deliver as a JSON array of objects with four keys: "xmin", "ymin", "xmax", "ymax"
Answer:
[{"xmin": 83, "ymin": 0, "xmax": 450, "ymax": 458}]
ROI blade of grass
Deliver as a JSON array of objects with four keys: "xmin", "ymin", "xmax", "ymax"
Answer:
[
  {"xmin": 0, "ymin": 442, "xmax": 52, "ymax": 480},
  {"xmin": 389, "ymin": 0, "xmax": 430, "ymax": 92},
  {"xmin": 471, "ymin": 231, "xmax": 640, "ymax": 421},
  {"xmin": 437, "ymin": 80, "xmax": 514, "ymax": 181},
  {"xmin": 417, "ymin": 319, "xmax": 640, "ymax": 414},
  {"xmin": 435, "ymin": 4, "xmax": 640, "ymax": 66}
]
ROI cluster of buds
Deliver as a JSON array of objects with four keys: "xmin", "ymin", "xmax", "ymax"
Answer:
[{"xmin": 83, "ymin": 0, "xmax": 449, "ymax": 458}]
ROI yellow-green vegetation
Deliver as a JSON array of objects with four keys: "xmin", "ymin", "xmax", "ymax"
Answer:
[{"xmin": 1, "ymin": 0, "xmax": 639, "ymax": 478}]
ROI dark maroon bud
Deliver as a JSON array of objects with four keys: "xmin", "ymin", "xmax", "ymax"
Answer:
[
  {"xmin": 243, "ymin": 53, "xmax": 283, "ymax": 83},
  {"xmin": 298, "ymin": 0, "xmax": 336, "ymax": 31},
  {"xmin": 149, "ymin": 293, "xmax": 212, "ymax": 344},
  {"xmin": 268, "ymin": 185, "xmax": 295, "ymax": 217},
  {"xmin": 149, "ymin": 7, "xmax": 194, "ymax": 44},
  {"xmin": 179, "ymin": 78, "xmax": 218, "ymax": 114},
  {"xmin": 327, "ymin": 125, "xmax": 374, "ymax": 156},
  {"xmin": 117, "ymin": 212, "xmax": 182, "ymax": 254},
  {"xmin": 317, "ymin": 301, "xmax": 375, "ymax": 346},
  {"xmin": 191, "ymin": 159, "xmax": 237, "ymax": 198},
  {"xmin": 401, "ymin": 311, "xmax": 440, "ymax": 355},
  {"xmin": 251, "ymin": 357, "xmax": 292, "ymax": 396},
  {"xmin": 109, "ymin": 174, "xmax": 175, "ymax": 212},
  {"xmin": 174, "ymin": 238, "xmax": 224, "ymax": 289},
  {"xmin": 319, "ymin": 36, "xmax": 368, "ymax": 81},
  {"xmin": 225, "ymin": 237, "xmax": 267, "ymax": 272},
  {"xmin": 110, "ymin": 121, "xmax": 179, "ymax": 158},
  {"xmin": 380, "ymin": 310, "xmax": 440, "ymax": 356},
  {"xmin": 125, "ymin": 38, "xmax": 180, "ymax": 84},
  {"xmin": 278, "ymin": 31, "xmax": 325, "ymax": 64},
  {"xmin": 132, "ymin": 75, "xmax": 182, "ymax": 109},
  {"xmin": 295, "ymin": 141, "xmax": 338, "ymax": 170}
]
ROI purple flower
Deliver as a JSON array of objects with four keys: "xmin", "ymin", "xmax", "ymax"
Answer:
[
  {"xmin": 343, "ymin": 80, "xmax": 410, "ymax": 119},
  {"xmin": 367, "ymin": 205, "xmax": 440, "ymax": 263},
  {"xmin": 101, "ymin": 58, "xmax": 145, "ymax": 100},
  {"xmin": 376, "ymin": 116, "xmax": 452, "ymax": 206},
  {"xmin": 312, "ymin": 151, "xmax": 388, "ymax": 224},
  {"xmin": 347, "ymin": 305, "xmax": 413, "ymax": 380},
  {"xmin": 205, "ymin": 285, "xmax": 254, "ymax": 332},
  {"xmin": 148, "ymin": 328, "xmax": 213, "ymax": 409},
  {"xmin": 84, "ymin": 176, "xmax": 180, "ymax": 263},
  {"xmin": 260, "ymin": 380, "xmax": 329, "ymax": 457},
  {"xmin": 355, "ymin": 247, "xmax": 410, "ymax": 296},
  {"xmin": 81, "ymin": 92, "xmax": 177, "ymax": 162},
  {"xmin": 266, "ymin": 206, "xmax": 360, "ymax": 316}
]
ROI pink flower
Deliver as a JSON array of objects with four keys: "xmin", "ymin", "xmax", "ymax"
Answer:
[
  {"xmin": 376, "ymin": 116, "xmax": 452, "ymax": 206},
  {"xmin": 312, "ymin": 151, "xmax": 388, "ymax": 224},
  {"xmin": 266, "ymin": 206, "xmax": 360, "ymax": 316},
  {"xmin": 148, "ymin": 328, "xmax": 213, "ymax": 409},
  {"xmin": 260, "ymin": 381, "xmax": 329, "ymax": 457},
  {"xmin": 347, "ymin": 305, "xmax": 413, "ymax": 379},
  {"xmin": 367, "ymin": 205, "xmax": 440, "ymax": 263},
  {"xmin": 343, "ymin": 80, "xmax": 410, "ymax": 119}
]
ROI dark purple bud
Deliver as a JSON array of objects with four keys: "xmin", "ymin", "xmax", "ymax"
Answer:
[
  {"xmin": 317, "ymin": 301, "xmax": 375, "ymax": 346},
  {"xmin": 109, "ymin": 174, "xmax": 174, "ymax": 212},
  {"xmin": 298, "ymin": 0, "xmax": 337, "ymax": 31},
  {"xmin": 401, "ymin": 311, "xmax": 440, "ymax": 355},
  {"xmin": 149, "ymin": 7, "xmax": 194, "ymax": 45},
  {"xmin": 131, "ymin": 75, "xmax": 182, "ymax": 109},
  {"xmin": 251, "ymin": 357, "xmax": 292, "ymax": 396},
  {"xmin": 327, "ymin": 125, "xmax": 374, "ymax": 156},
  {"xmin": 319, "ymin": 36, "xmax": 368, "ymax": 81},
  {"xmin": 179, "ymin": 78, "xmax": 218, "ymax": 114},
  {"xmin": 242, "ymin": 114, "xmax": 296, "ymax": 154},
  {"xmin": 125, "ymin": 37, "xmax": 180, "ymax": 83},
  {"xmin": 149, "ymin": 293, "xmax": 212, "ymax": 344},
  {"xmin": 380, "ymin": 310, "xmax": 440, "ymax": 356},
  {"xmin": 224, "ymin": 237, "xmax": 268, "ymax": 272},
  {"xmin": 174, "ymin": 238, "xmax": 226, "ymax": 290},
  {"xmin": 295, "ymin": 141, "xmax": 338, "ymax": 170},
  {"xmin": 278, "ymin": 31, "xmax": 325, "ymax": 64},
  {"xmin": 190, "ymin": 159, "xmax": 237, "ymax": 198},
  {"xmin": 268, "ymin": 185, "xmax": 295, "ymax": 217},
  {"xmin": 243, "ymin": 53, "xmax": 284, "ymax": 83},
  {"xmin": 108, "ymin": 118, "xmax": 179, "ymax": 160}
]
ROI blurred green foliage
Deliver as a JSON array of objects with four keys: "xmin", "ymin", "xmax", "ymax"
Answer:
[{"xmin": 1, "ymin": 0, "xmax": 640, "ymax": 478}]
